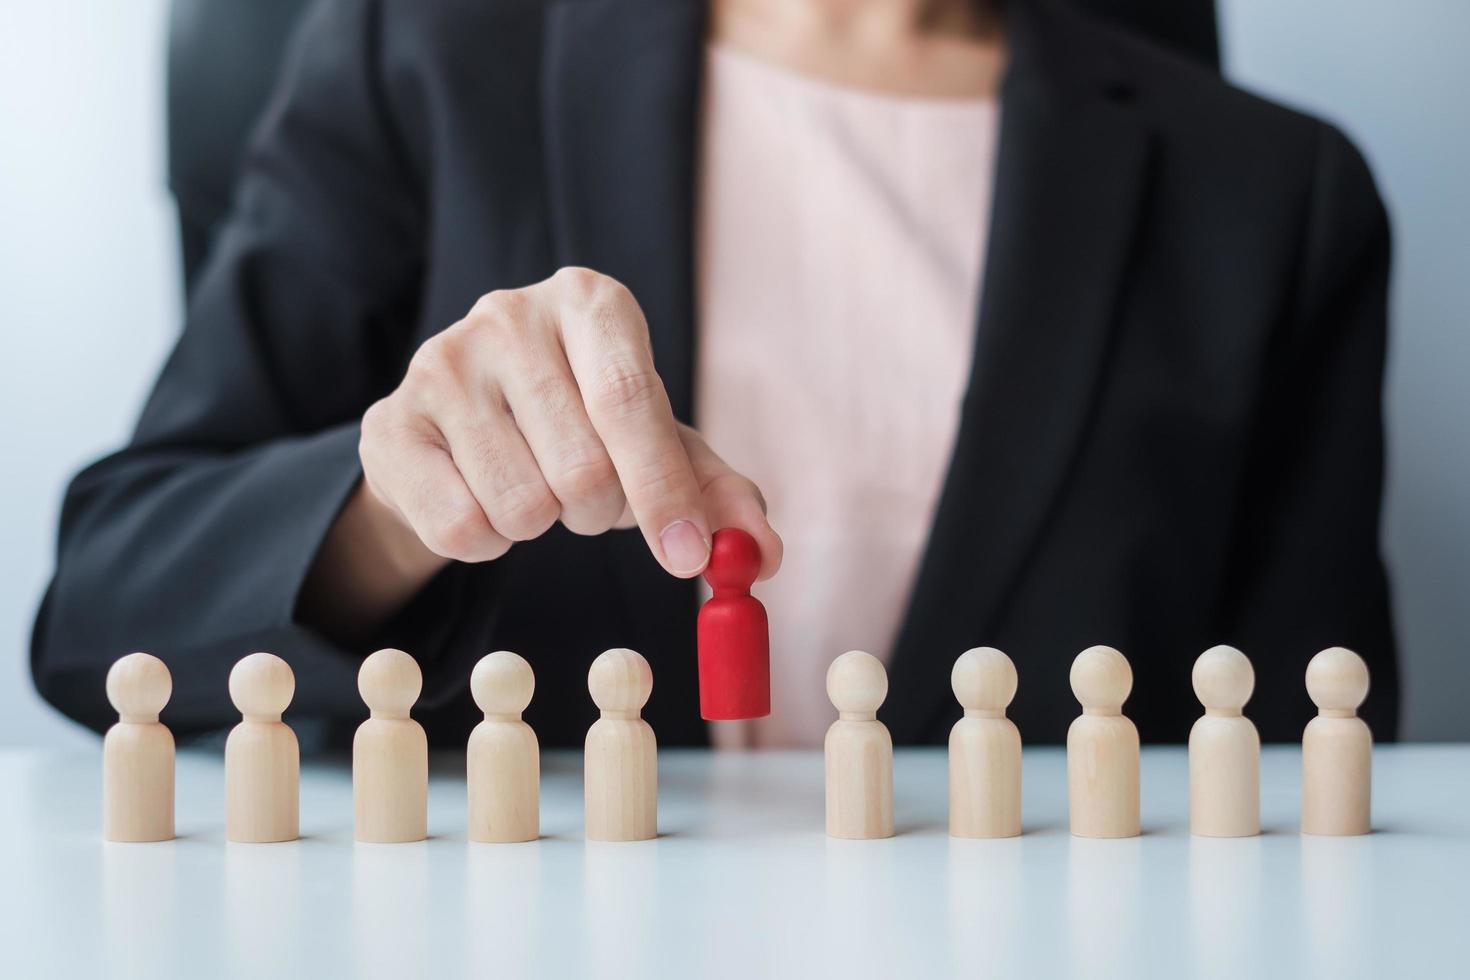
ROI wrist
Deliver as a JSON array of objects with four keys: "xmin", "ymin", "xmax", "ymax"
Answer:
[{"xmin": 354, "ymin": 478, "xmax": 449, "ymax": 580}]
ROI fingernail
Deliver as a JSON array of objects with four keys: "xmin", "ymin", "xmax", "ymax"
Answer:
[{"xmin": 660, "ymin": 520, "xmax": 710, "ymax": 575}]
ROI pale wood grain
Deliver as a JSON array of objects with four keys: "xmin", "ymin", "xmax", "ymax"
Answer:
[
  {"xmin": 1067, "ymin": 646, "xmax": 1140, "ymax": 838},
  {"xmin": 948, "ymin": 647, "xmax": 1021, "ymax": 838},
  {"xmin": 1301, "ymin": 647, "xmax": 1372, "ymax": 836},
  {"xmin": 585, "ymin": 649, "xmax": 657, "ymax": 842},
  {"xmin": 226, "ymin": 653, "xmax": 299, "ymax": 844},
  {"xmin": 468, "ymin": 651, "xmax": 540, "ymax": 843},
  {"xmin": 353, "ymin": 649, "xmax": 428, "ymax": 843},
  {"xmin": 1189, "ymin": 645, "xmax": 1260, "ymax": 837},
  {"xmin": 825, "ymin": 651, "xmax": 894, "ymax": 839},
  {"xmin": 103, "ymin": 653, "xmax": 175, "ymax": 842}
]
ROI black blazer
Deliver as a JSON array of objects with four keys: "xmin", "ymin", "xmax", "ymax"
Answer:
[{"xmin": 32, "ymin": 0, "xmax": 1397, "ymax": 747}]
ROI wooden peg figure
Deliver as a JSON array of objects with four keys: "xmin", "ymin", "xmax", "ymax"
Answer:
[
  {"xmin": 103, "ymin": 652, "xmax": 175, "ymax": 842},
  {"xmin": 1301, "ymin": 647, "xmax": 1372, "ymax": 836},
  {"xmin": 825, "ymin": 650, "xmax": 894, "ymax": 839},
  {"xmin": 697, "ymin": 528, "xmax": 771, "ymax": 720},
  {"xmin": 584, "ymin": 648, "xmax": 657, "ymax": 842},
  {"xmin": 226, "ymin": 652, "xmax": 299, "ymax": 843},
  {"xmin": 1067, "ymin": 645, "xmax": 1140, "ymax": 838},
  {"xmin": 354, "ymin": 648, "xmax": 428, "ymax": 843},
  {"xmin": 948, "ymin": 647, "xmax": 1021, "ymax": 838},
  {"xmin": 1188, "ymin": 645, "xmax": 1260, "ymax": 837},
  {"xmin": 468, "ymin": 651, "xmax": 540, "ymax": 843}
]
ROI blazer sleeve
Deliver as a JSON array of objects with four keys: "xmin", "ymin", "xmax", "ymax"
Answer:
[
  {"xmin": 31, "ymin": 0, "xmax": 444, "ymax": 736},
  {"xmin": 1220, "ymin": 122, "xmax": 1398, "ymax": 735}
]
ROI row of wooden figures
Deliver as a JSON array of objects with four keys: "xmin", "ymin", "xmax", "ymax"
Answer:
[{"xmin": 101, "ymin": 643, "xmax": 1373, "ymax": 844}]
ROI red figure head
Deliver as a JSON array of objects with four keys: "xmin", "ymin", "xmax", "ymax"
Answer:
[{"xmin": 703, "ymin": 528, "xmax": 761, "ymax": 594}]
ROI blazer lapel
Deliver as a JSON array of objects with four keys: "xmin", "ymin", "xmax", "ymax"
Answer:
[
  {"xmin": 541, "ymin": 0, "xmax": 705, "ymax": 419},
  {"xmin": 885, "ymin": 2, "xmax": 1153, "ymax": 741},
  {"xmin": 542, "ymin": 0, "xmax": 708, "ymax": 744}
]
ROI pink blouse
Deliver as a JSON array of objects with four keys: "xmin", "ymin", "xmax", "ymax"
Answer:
[{"xmin": 695, "ymin": 45, "xmax": 1000, "ymax": 747}]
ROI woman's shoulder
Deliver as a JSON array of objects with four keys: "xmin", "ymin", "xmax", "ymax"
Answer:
[
  {"xmin": 1060, "ymin": 2, "xmax": 1357, "ymax": 166},
  {"xmin": 1049, "ymin": 0, "xmax": 1378, "ymax": 211}
]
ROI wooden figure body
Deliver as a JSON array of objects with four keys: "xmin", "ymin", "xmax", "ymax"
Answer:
[
  {"xmin": 1188, "ymin": 645, "xmax": 1260, "ymax": 837},
  {"xmin": 948, "ymin": 647, "xmax": 1021, "ymax": 838},
  {"xmin": 824, "ymin": 650, "xmax": 894, "ymax": 840},
  {"xmin": 1066, "ymin": 645, "xmax": 1140, "ymax": 838},
  {"xmin": 226, "ymin": 652, "xmax": 299, "ymax": 843},
  {"xmin": 102, "ymin": 652, "xmax": 175, "ymax": 842},
  {"xmin": 468, "ymin": 651, "xmax": 540, "ymax": 843},
  {"xmin": 697, "ymin": 528, "xmax": 770, "ymax": 720},
  {"xmin": 585, "ymin": 648, "xmax": 657, "ymax": 842},
  {"xmin": 353, "ymin": 648, "xmax": 428, "ymax": 843},
  {"xmin": 1301, "ymin": 647, "xmax": 1372, "ymax": 836}
]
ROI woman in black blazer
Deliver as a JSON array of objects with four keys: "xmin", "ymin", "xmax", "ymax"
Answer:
[{"xmin": 32, "ymin": 0, "xmax": 1396, "ymax": 747}]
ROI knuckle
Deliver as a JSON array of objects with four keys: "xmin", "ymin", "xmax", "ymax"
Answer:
[
  {"xmin": 587, "ymin": 276, "xmax": 635, "ymax": 314},
  {"xmin": 702, "ymin": 469, "xmax": 759, "ymax": 501},
  {"xmin": 424, "ymin": 505, "xmax": 490, "ymax": 562},
  {"xmin": 584, "ymin": 287, "xmax": 642, "ymax": 345},
  {"xmin": 472, "ymin": 288, "xmax": 533, "ymax": 329},
  {"xmin": 551, "ymin": 265, "xmax": 606, "ymax": 298},
  {"xmin": 525, "ymin": 372, "xmax": 575, "ymax": 414},
  {"xmin": 588, "ymin": 360, "xmax": 664, "ymax": 417},
  {"xmin": 359, "ymin": 399, "xmax": 391, "ymax": 446},
  {"xmin": 625, "ymin": 454, "xmax": 691, "ymax": 507},
  {"xmin": 557, "ymin": 269, "xmax": 644, "ymax": 338},
  {"xmin": 407, "ymin": 332, "xmax": 462, "ymax": 386},
  {"xmin": 358, "ymin": 399, "xmax": 417, "ymax": 469},
  {"xmin": 488, "ymin": 483, "xmax": 560, "ymax": 540},
  {"xmin": 550, "ymin": 449, "xmax": 620, "ymax": 503},
  {"xmin": 560, "ymin": 509, "xmax": 620, "ymax": 536}
]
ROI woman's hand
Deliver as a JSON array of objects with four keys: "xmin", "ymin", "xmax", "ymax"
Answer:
[
  {"xmin": 358, "ymin": 267, "xmax": 782, "ymax": 579},
  {"xmin": 302, "ymin": 268, "xmax": 781, "ymax": 641}
]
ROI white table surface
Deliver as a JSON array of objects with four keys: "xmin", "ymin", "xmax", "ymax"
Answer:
[{"xmin": 1, "ymin": 744, "xmax": 1466, "ymax": 980}]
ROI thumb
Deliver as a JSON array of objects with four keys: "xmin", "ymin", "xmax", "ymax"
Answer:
[{"xmin": 678, "ymin": 425, "xmax": 783, "ymax": 582}]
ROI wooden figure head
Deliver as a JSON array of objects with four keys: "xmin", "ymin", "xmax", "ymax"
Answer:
[
  {"xmin": 951, "ymin": 647, "xmax": 1017, "ymax": 717},
  {"xmin": 471, "ymin": 650, "xmax": 535, "ymax": 719},
  {"xmin": 229, "ymin": 652, "xmax": 295, "ymax": 720},
  {"xmin": 106, "ymin": 652, "xmax": 172, "ymax": 723},
  {"xmin": 1192, "ymin": 645, "xmax": 1254, "ymax": 713},
  {"xmin": 588, "ymin": 648, "xmax": 653, "ymax": 716},
  {"xmin": 1070, "ymin": 645, "xmax": 1132, "ymax": 715},
  {"xmin": 358, "ymin": 648, "xmax": 422, "ymax": 720},
  {"xmin": 1306, "ymin": 647, "xmax": 1370, "ymax": 716},
  {"xmin": 826, "ymin": 650, "xmax": 887, "ymax": 719}
]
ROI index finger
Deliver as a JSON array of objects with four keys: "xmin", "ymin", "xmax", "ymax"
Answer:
[
  {"xmin": 678, "ymin": 425, "xmax": 784, "ymax": 582},
  {"xmin": 555, "ymin": 274, "xmax": 711, "ymax": 577}
]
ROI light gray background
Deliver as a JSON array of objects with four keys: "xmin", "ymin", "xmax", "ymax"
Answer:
[{"xmin": 1, "ymin": 1, "xmax": 1465, "ymax": 746}]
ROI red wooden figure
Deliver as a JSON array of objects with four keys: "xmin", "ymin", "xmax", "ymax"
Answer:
[{"xmin": 697, "ymin": 528, "xmax": 770, "ymax": 720}]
